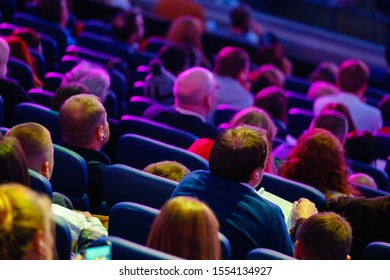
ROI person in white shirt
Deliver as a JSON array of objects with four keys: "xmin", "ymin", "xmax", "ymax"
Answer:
[{"xmin": 314, "ymin": 59, "xmax": 382, "ymax": 132}]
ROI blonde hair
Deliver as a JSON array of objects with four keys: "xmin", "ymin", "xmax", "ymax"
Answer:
[
  {"xmin": 0, "ymin": 183, "xmax": 52, "ymax": 259},
  {"xmin": 147, "ymin": 196, "xmax": 221, "ymax": 259},
  {"xmin": 143, "ymin": 161, "xmax": 190, "ymax": 182}
]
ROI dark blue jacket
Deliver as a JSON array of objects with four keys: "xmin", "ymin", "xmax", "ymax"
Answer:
[{"xmin": 171, "ymin": 170, "xmax": 294, "ymax": 259}]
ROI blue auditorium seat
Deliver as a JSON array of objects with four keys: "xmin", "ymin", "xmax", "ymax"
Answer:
[
  {"xmin": 355, "ymin": 184, "xmax": 390, "ymax": 198},
  {"xmin": 43, "ymin": 72, "xmax": 63, "ymax": 93},
  {"xmin": 82, "ymin": 19, "xmax": 112, "ymax": 36},
  {"xmin": 54, "ymin": 215, "xmax": 72, "ymax": 260},
  {"xmin": 246, "ymin": 248, "xmax": 296, "ymax": 260},
  {"xmin": 108, "ymin": 201, "xmax": 232, "ymax": 259},
  {"xmin": 127, "ymin": 95, "xmax": 156, "ymax": 116},
  {"xmin": 50, "ymin": 144, "xmax": 89, "ymax": 211},
  {"xmin": 348, "ymin": 159, "xmax": 390, "ymax": 192},
  {"xmin": 258, "ymin": 172, "xmax": 326, "ymax": 210},
  {"xmin": 90, "ymin": 236, "xmax": 182, "ymax": 260},
  {"xmin": 28, "ymin": 169, "xmax": 52, "ymax": 199},
  {"xmin": 7, "ymin": 57, "xmax": 34, "ymax": 91},
  {"xmin": 28, "ymin": 88, "xmax": 54, "ymax": 108},
  {"xmin": 372, "ymin": 131, "xmax": 390, "ymax": 160},
  {"xmin": 12, "ymin": 102, "xmax": 62, "ymax": 144},
  {"xmin": 363, "ymin": 241, "xmax": 390, "ymax": 260},
  {"xmin": 116, "ymin": 134, "xmax": 209, "ymax": 171},
  {"xmin": 284, "ymin": 76, "xmax": 311, "ymax": 94},
  {"xmin": 102, "ymin": 164, "xmax": 177, "ymax": 210},
  {"xmin": 286, "ymin": 91, "xmax": 314, "ymax": 111},
  {"xmin": 287, "ymin": 108, "xmax": 314, "ymax": 139},
  {"xmin": 119, "ymin": 115, "xmax": 198, "ymax": 149},
  {"xmin": 28, "ymin": 47, "xmax": 46, "ymax": 79},
  {"xmin": 213, "ymin": 104, "xmax": 239, "ymax": 127}
]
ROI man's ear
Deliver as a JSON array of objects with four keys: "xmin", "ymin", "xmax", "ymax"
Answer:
[
  {"xmin": 96, "ymin": 125, "xmax": 105, "ymax": 141},
  {"xmin": 33, "ymin": 231, "xmax": 46, "ymax": 259},
  {"xmin": 346, "ymin": 254, "xmax": 351, "ymax": 260},
  {"xmin": 41, "ymin": 161, "xmax": 50, "ymax": 179},
  {"xmin": 294, "ymin": 240, "xmax": 303, "ymax": 259}
]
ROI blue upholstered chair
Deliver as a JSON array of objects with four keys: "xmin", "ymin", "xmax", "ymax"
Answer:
[
  {"xmin": 355, "ymin": 184, "xmax": 390, "ymax": 198},
  {"xmin": 50, "ymin": 144, "xmax": 89, "ymax": 211},
  {"xmin": 90, "ymin": 236, "xmax": 182, "ymax": 260},
  {"xmin": 12, "ymin": 102, "xmax": 62, "ymax": 144},
  {"xmin": 372, "ymin": 131, "xmax": 390, "ymax": 160},
  {"xmin": 284, "ymin": 76, "xmax": 311, "ymax": 94},
  {"xmin": 54, "ymin": 216, "xmax": 72, "ymax": 260},
  {"xmin": 258, "ymin": 173, "xmax": 326, "ymax": 210},
  {"xmin": 102, "ymin": 164, "xmax": 177, "ymax": 210},
  {"xmin": 43, "ymin": 72, "xmax": 63, "ymax": 93},
  {"xmin": 28, "ymin": 169, "xmax": 53, "ymax": 199},
  {"xmin": 348, "ymin": 159, "xmax": 390, "ymax": 192},
  {"xmin": 28, "ymin": 88, "xmax": 54, "ymax": 108},
  {"xmin": 287, "ymin": 108, "xmax": 314, "ymax": 139},
  {"xmin": 127, "ymin": 95, "xmax": 156, "ymax": 116},
  {"xmin": 7, "ymin": 57, "xmax": 34, "ymax": 91},
  {"xmin": 116, "ymin": 134, "xmax": 209, "ymax": 171},
  {"xmin": 286, "ymin": 91, "xmax": 314, "ymax": 111},
  {"xmin": 108, "ymin": 201, "xmax": 232, "ymax": 259},
  {"xmin": 363, "ymin": 241, "xmax": 390, "ymax": 260},
  {"xmin": 119, "ymin": 115, "xmax": 198, "ymax": 149},
  {"xmin": 246, "ymin": 248, "xmax": 296, "ymax": 260},
  {"xmin": 213, "ymin": 104, "xmax": 239, "ymax": 127},
  {"xmin": 81, "ymin": 19, "xmax": 112, "ymax": 36}
]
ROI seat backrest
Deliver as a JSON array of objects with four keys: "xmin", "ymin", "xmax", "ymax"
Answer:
[
  {"xmin": 127, "ymin": 95, "xmax": 156, "ymax": 116},
  {"xmin": 363, "ymin": 241, "xmax": 390, "ymax": 260},
  {"xmin": 29, "ymin": 47, "xmax": 46, "ymax": 79},
  {"xmin": 7, "ymin": 57, "xmax": 33, "ymax": 91},
  {"xmin": 213, "ymin": 104, "xmax": 240, "ymax": 127},
  {"xmin": 284, "ymin": 76, "xmax": 311, "ymax": 94},
  {"xmin": 28, "ymin": 169, "xmax": 52, "ymax": 199},
  {"xmin": 54, "ymin": 215, "xmax": 72, "ymax": 260},
  {"xmin": 286, "ymin": 91, "xmax": 314, "ymax": 111},
  {"xmin": 348, "ymin": 159, "xmax": 390, "ymax": 192},
  {"xmin": 50, "ymin": 144, "xmax": 89, "ymax": 211},
  {"xmin": 246, "ymin": 248, "xmax": 296, "ymax": 260},
  {"xmin": 12, "ymin": 102, "xmax": 62, "ymax": 144},
  {"xmin": 102, "ymin": 164, "xmax": 177, "ymax": 210},
  {"xmin": 356, "ymin": 184, "xmax": 390, "ymax": 198},
  {"xmin": 119, "ymin": 115, "xmax": 198, "ymax": 149},
  {"xmin": 372, "ymin": 131, "xmax": 390, "ymax": 160},
  {"xmin": 28, "ymin": 88, "xmax": 54, "ymax": 108},
  {"xmin": 116, "ymin": 134, "xmax": 209, "ymax": 171},
  {"xmin": 258, "ymin": 172, "xmax": 326, "ymax": 210},
  {"xmin": 287, "ymin": 108, "xmax": 314, "ymax": 139},
  {"xmin": 43, "ymin": 72, "xmax": 64, "ymax": 92},
  {"xmin": 90, "ymin": 236, "xmax": 182, "ymax": 260},
  {"xmin": 0, "ymin": 95, "xmax": 3, "ymax": 127},
  {"xmin": 108, "ymin": 201, "xmax": 232, "ymax": 259},
  {"xmin": 82, "ymin": 19, "xmax": 112, "ymax": 36}
]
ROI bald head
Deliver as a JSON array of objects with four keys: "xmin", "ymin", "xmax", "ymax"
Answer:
[
  {"xmin": 310, "ymin": 110, "xmax": 348, "ymax": 145},
  {"xmin": 174, "ymin": 67, "xmax": 218, "ymax": 116},
  {"xmin": 0, "ymin": 37, "xmax": 10, "ymax": 77}
]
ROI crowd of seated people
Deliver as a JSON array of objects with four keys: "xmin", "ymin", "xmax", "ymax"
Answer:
[{"xmin": 0, "ymin": 0, "xmax": 390, "ymax": 261}]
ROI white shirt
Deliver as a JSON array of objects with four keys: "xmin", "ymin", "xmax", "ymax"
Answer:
[
  {"xmin": 314, "ymin": 91, "xmax": 383, "ymax": 132},
  {"xmin": 214, "ymin": 75, "xmax": 254, "ymax": 110}
]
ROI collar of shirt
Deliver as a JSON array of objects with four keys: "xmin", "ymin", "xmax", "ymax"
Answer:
[{"xmin": 175, "ymin": 106, "xmax": 207, "ymax": 123}]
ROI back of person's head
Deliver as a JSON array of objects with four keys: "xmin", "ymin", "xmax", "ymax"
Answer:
[
  {"xmin": 308, "ymin": 61, "xmax": 339, "ymax": 84},
  {"xmin": 344, "ymin": 130, "xmax": 378, "ymax": 165},
  {"xmin": 112, "ymin": 8, "xmax": 144, "ymax": 44},
  {"xmin": 248, "ymin": 64, "xmax": 285, "ymax": 94},
  {"xmin": 307, "ymin": 81, "xmax": 339, "ymax": 100},
  {"xmin": 166, "ymin": 15, "xmax": 203, "ymax": 51},
  {"xmin": 230, "ymin": 4, "xmax": 251, "ymax": 32},
  {"xmin": 254, "ymin": 43, "xmax": 285, "ymax": 70},
  {"xmin": 321, "ymin": 102, "xmax": 356, "ymax": 132},
  {"xmin": 0, "ymin": 37, "xmax": 10, "ymax": 77},
  {"xmin": 11, "ymin": 27, "xmax": 42, "ymax": 52},
  {"xmin": 50, "ymin": 82, "xmax": 91, "ymax": 111},
  {"xmin": 36, "ymin": 0, "xmax": 69, "ymax": 28},
  {"xmin": 379, "ymin": 94, "xmax": 390, "ymax": 123},
  {"xmin": 6, "ymin": 123, "xmax": 54, "ymax": 180},
  {"xmin": 280, "ymin": 128, "xmax": 355, "ymax": 197},
  {"xmin": 213, "ymin": 46, "xmax": 249, "ymax": 80},
  {"xmin": 143, "ymin": 160, "xmax": 190, "ymax": 182},
  {"xmin": 59, "ymin": 94, "xmax": 109, "ymax": 148},
  {"xmin": 349, "ymin": 173, "xmax": 378, "ymax": 189},
  {"xmin": 61, "ymin": 61, "xmax": 111, "ymax": 103},
  {"xmin": 254, "ymin": 86, "xmax": 288, "ymax": 123},
  {"xmin": 229, "ymin": 107, "xmax": 276, "ymax": 149},
  {"xmin": 338, "ymin": 59, "xmax": 369, "ymax": 95},
  {"xmin": 145, "ymin": 59, "xmax": 175, "ymax": 105},
  {"xmin": 209, "ymin": 125, "xmax": 269, "ymax": 183},
  {"xmin": 158, "ymin": 44, "xmax": 189, "ymax": 76},
  {"xmin": 0, "ymin": 183, "xmax": 54, "ymax": 260},
  {"xmin": 174, "ymin": 67, "xmax": 218, "ymax": 116},
  {"xmin": 309, "ymin": 110, "xmax": 348, "ymax": 145},
  {"xmin": 147, "ymin": 196, "xmax": 221, "ymax": 259},
  {"xmin": 0, "ymin": 136, "xmax": 30, "ymax": 186},
  {"xmin": 295, "ymin": 212, "xmax": 352, "ymax": 260}
]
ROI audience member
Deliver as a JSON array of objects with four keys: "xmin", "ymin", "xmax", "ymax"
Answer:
[
  {"xmin": 154, "ymin": 0, "xmax": 205, "ymax": 22},
  {"xmin": 0, "ymin": 183, "xmax": 54, "ymax": 260},
  {"xmin": 143, "ymin": 67, "xmax": 219, "ymax": 139},
  {"xmin": 314, "ymin": 59, "xmax": 382, "ymax": 132},
  {"xmin": 212, "ymin": 46, "xmax": 253, "ymax": 110},
  {"xmin": 59, "ymin": 94, "xmax": 111, "ymax": 213},
  {"xmin": 306, "ymin": 81, "xmax": 339, "ymax": 100},
  {"xmin": 349, "ymin": 173, "xmax": 378, "ymax": 189},
  {"xmin": 294, "ymin": 212, "xmax": 352, "ymax": 260},
  {"xmin": 12, "ymin": 27, "xmax": 43, "ymax": 54},
  {"xmin": 143, "ymin": 160, "xmax": 190, "ymax": 182},
  {"xmin": 253, "ymin": 43, "xmax": 293, "ymax": 76},
  {"xmin": 50, "ymin": 82, "xmax": 91, "ymax": 111},
  {"xmin": 280, "ymin": 128, "xmax": 359, "ymax": 199},
  {"xmin": 378, "ymin": 94, "xmax": 390, "ymax": 134},
  {"xmin": 344, "ymin": 130, "xmax": 378, "ymax": 166},
  {"xmin": 321, "ymin": 102, "xmax": 356, "ymax": 132},
  {"xmin": 229, "ymin": 4, "xmax": 263, "ymax": 45},
  {"xmin": 4, "ymin": 35, "xmax": 43, "ymax": 88},
  {"xmin": 147, "ymin": 196, "xmax": 221, "ymax": 259},
  {"xmin": 111, "ymin": 9, "xmax": 145, "ymax": 47},
  {"xmin": 158, "ymin": 44, "xmax": 189, "ymax": 77},
  {"xmin": 307, "ymin": 61, "xmax": 339, "ymax": 84},
  {"xmin": 173, "ymin": 125, "xmax": 317, "ymax": 259},
  {"xmin": 165, "ymin": 15, "xmax": 209, "ymax": 67},
  {"xmin": 0, "ymin": 37, "xmax": 34, "ymax": 128},
  {"xmin": 254, "ymin": 86, "xmax": 288, "ymax": 124},
  {"xmin": 248, "ymin": 64, "xmax": 285, "ymax": 94}
]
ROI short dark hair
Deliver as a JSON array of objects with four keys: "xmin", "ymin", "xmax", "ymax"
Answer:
[
  {"xmin": 379, "ymin": 94, "xmax": 390, "ymax": 122},
  {"xmin": 296, "ymin": 212, "xmax": 352, "ymax": 260},
  {"xmin": 209, "ymin": 125, "xmax": 269, "ymax": 182},
  {"xmin": 230, "ymin": 5, "xmax": 251, "ymax": 30},
  {"xmin": 112, "ymin": 10, "xmax": 140, "ymax": 42},
  {"xmin": 50, "ymin": 82, "xmax": 90, "ymax": 111},
  {"xmin": 213, "ymin": 46, "xmax": 249, "ymax": 79},
  {"xmin": 338, "ymin": 59, "xmax": 369, "ymax": 93}
]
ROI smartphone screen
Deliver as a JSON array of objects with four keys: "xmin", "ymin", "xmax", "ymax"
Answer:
[{"xmin": 84, "ymin": 241, "xmax": 112, "ymax": 260}]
